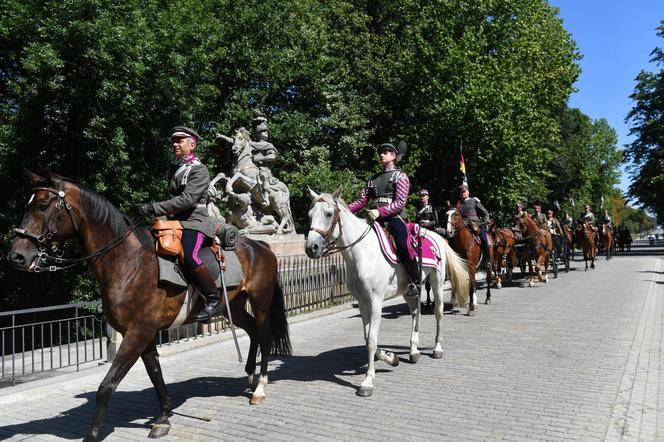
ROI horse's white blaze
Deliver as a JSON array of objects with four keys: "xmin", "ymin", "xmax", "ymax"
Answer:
[{"xmin": 306, "ymin": 193, "xmax": 470, "ymax": 395}]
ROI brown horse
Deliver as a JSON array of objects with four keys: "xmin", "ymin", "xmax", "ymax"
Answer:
[
  {"xmin": 576, "ymin": 221, "xmax": 596, "ymax": 270},
  {"xmin": 7, "ymin": 172, "xmax": 291, "ymax": 441},
  {"xmin": 562, "ymin": 223, "xmax": 575, "ymax": 261},
  {"xmin": 488, "ymin": 221, "xmax": 517, "ymax": 289},
  {"xmin": 599, "ymin": 224, "xmax": 614, "ymax": 260},
  {"xmin": 444, "ymin": 207, "xmax": 492, "ymax": 312},
  {"xmin": 515, "ymin": 213, "xmax": 552, "ymax": 287}
]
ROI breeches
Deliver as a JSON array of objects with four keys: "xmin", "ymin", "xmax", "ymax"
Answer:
[
  {"xmin": 181, "ymin": 229, "xmax": 213, "ymax": 271},
  {"xmin": 385, "ymin": 216, "xmax": 412, "ymax": 263}
]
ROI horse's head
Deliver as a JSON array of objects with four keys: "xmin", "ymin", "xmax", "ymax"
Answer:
[
  {"xmin": 232, "ymin": 127, "xmax": 252, "ymax": 156},
  {"xmin": 8, "ymin": 171, "xmax": 82, "ymax": 272},
  {"xmin": 305, "ymin": 188, "xmax": 342, "ymax": 259},
  {"xmin": 445, "ymin": 207, "xmax": 464, "ymax": 237},
  {"xmin": 515, "ymin": 213, "xmax": 534, "ymax": 234}
]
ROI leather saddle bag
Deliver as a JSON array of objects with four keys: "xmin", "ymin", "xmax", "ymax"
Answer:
[{"xmin": 152, "ymin": 219, "xmax": 184, "ymax": 257}]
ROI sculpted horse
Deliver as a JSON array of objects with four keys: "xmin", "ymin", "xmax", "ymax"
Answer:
[
  {"xmin": 7, "ymin": 172, "xmax": 291, "ymax": 441},
  {"xmin": 576, "ymin": 221, "xmax": 597, "ymax": 270},
  {"xmin": 515, "ymin": 213, "xmax": 552, "ymax": 287},
  {"xmin": 488, "ymin": 220, "xmax": 516, "ymax": 289},
  {"xmin": 444, "ymin": 207, "xmax": 493, "ymax": 311},
  {"xmin": 225, "ymin": 127, "xmax": 260, "ymax": 199},
  {"xmin": 305, "ymin": 190, "xmax": 470, "ymax": 397}
]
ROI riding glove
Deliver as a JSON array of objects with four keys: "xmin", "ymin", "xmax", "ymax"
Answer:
[
  {"xmin": 135, "ymin": 203, "xmax": 154, "ymax": 216},
  {"xmin": 368, "ymin": 209, "xmax": 380, "ymax": 221}
]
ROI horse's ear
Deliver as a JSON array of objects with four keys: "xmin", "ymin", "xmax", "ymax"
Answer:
[
  {"xmin": 308, "ymin": 187, "xmax": 319, "ymax": 201},
  {"xmin": 332, "ymin": 186, "xmax": 343, "ymax": 200},
  {"xmin": 25, "ymin": 170, "xmax": 44, "ymax": 185}
]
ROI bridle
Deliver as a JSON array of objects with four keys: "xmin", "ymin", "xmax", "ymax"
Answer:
[
  {"xmin": 309, "ymin": 199, "xmax": 371, "ymax": 257},
  {"xmin": 13, "ymin": 180, "xmax": 139, "ymax": 272}
]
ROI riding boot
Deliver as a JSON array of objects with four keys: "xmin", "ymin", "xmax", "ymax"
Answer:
[
  {"xmin": 189, "ymin": 265, "xmax": 225, "ymax": 322},
  {"xmin": 404, "ymin": 260, "xmax": 421, "ymax": 298}
]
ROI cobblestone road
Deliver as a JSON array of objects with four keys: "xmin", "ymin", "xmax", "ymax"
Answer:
[{"xmin": 1, "ymin": 241, "xmax": 663, "ymax": 441}]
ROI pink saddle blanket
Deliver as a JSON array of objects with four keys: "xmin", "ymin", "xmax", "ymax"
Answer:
[{"xmin": 372, "ymin": 222, "xmax": 443, "ymax": 269}]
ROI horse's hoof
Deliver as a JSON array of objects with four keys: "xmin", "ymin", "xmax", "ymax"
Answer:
[
  {"xmin": 432, "ymin": 350, "xmax": 444, "ymax": 359},
  {"xmin": 357, "ymin": 386, "xmax": 374, "ymax": 397},
  {"xmin": 148, "ymin": 420, "xmax": 171, "ymax": 439},
  {"xmin": 467, "ymin": 310, "xmax": 475, "ymax": 317},
  {"xmin": 409, "ymin": 352, "xmax": 420, "ymax": 364},
  {"xmin": 496, "ymin": 283, "xmax": 502, "ymax": 289},
  {"xmin": 250, "ymin": 394, "xmax": 266, "ymax": 405},
  {"xmin": 529, "ymin": 282, "xmax": 534, "ymax": 287},
  {"xmin": 485, "ymin": 298, "xmax": 491, "ymax": 305}
]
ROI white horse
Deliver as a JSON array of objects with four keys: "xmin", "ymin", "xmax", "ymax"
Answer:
[{"xmin": 305, "ymin": 190, "xmax": 471, "ymax": 397}]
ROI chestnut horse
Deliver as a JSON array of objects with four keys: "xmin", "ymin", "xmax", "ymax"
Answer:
[
  {"xmin": 515, "ymin": 213, "xmax": 552, "ymax": 287},
  {"xmin": 488, "ymin": 221, "xmax": 517, "ymax": 289},
  {"xmin": 7, "ymin": 172, "xmax": 291, "ymax": 441},
  {"xmin": 562, "ymin": 223, "xmax": 575, "ymax": 261},
  {"xmin": 445, "ymin": 207, "xmax": 492, "ymax": 311},
  {"xmin": 576, "ymin": 221, "xmax": 597, "ymax": 270},
  {"xmin": 599, "ymin": 224, "xmax": 614, "ymax": 260}
]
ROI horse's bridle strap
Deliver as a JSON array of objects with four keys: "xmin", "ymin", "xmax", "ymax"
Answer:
[{"xmin": 14, "ymin": 182, "xmax": 138, "ymax": 272}]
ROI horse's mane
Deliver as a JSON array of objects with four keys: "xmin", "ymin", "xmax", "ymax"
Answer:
[{"xmin": 47, "ymin": 175, "xmax": 153, "ymax": 251}]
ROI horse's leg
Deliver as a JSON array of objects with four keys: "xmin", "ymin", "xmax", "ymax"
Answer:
[
  {"xmin": 405, "ymin": 282, "xmax": 421, "ymax": 364},
  {"xmin": 485, "ymin": 257, "xmax": 492, "ymax": 304},
  {"xmin": 141, "ymin": 341, "xmax": 173, "ymax": 438},
  {"xmin": 358, "ymin": 297, "xmax": 384, "ymax": 397},
  {"xmin": 229, "ymin": 298, "xmax": 259, "ymax": 389},
  {"xmin": 85, "ymin": 331, "xmax": 152, "ymax": 442},
  {"xmin": 430, "ymin": 271, "xmax": 445, "ymax": 359},
  {"xmin": 467, "ymin": 272, "xmax": 477, "ymax": 316},
  {"xmin": 248, "ymin": 298, "xmax": 273, "ymax": 406},
  {"xmin": 528, "ymin": 253, "xmax": 535, "ymax": 287}
]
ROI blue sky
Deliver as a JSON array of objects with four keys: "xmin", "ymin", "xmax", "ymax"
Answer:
[{"xmin": 550, "ymin": 0, "xmax": 664, "ymax": 199}]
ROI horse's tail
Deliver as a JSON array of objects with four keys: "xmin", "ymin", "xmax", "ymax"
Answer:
[
  {"xmin": 441, "ymin": 239, "xmax": 470, "ymax": 308},
  {"xmin": 269, "ymin": 277, "xmax": 292, "ymax": 356}
]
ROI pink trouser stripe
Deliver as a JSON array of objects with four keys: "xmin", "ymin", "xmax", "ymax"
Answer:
[{"xmin": 192, "ymin": 231, "xmax": 205, "ymax": 266}]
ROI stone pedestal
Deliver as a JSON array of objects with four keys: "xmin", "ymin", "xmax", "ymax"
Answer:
[{"xmin": 245, "ymin": 233, "xmax": 306, "ymax": 256}]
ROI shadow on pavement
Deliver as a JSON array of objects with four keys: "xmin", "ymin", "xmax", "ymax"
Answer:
[{"xmin": 0, "ymin": 345, "xmax": 385, "ymax": 441}]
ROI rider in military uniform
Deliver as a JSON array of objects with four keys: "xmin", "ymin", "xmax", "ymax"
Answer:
[
  {"xmin": 546, "ymin": 209, "xmax": 563, "ymax": 236},
  {"xmin": 600, "ymin": 209, "xmax": 613, "ymax": 232},
  {"xmin": 533, "ymin": 204, "xmax": 548, "ymax": 229},
  {"xmin": 349, "ymin": 142, "xmax": 420, "ymax": 298},
  {"xmin": 137, "ymin": 126, "xmax": 223, "ymax": 322},
  {"xmin": 458, "ymin": 183, "xmax": 491, "ymax": 261},
  {"xmin": 415, "ymin": 188, "xmax": 438, "ymax": 229}
]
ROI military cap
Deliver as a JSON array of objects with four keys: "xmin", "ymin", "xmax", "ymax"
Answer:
[
  {"xmin": 516, "ymin": 202, "xmax": 523, "ymax": 209},
  {"xmin": 419, "ymin": 189, "xmax": 429, "ymax": 196},
  {"xmin": 377, "ymin": 143, "xmax": 397, "ymax": 154},
  {"xmin": 255, "ymin": 122, "xmax": 268, "ymax": 132},
  {"xmin": 534, "ymin": 204, "xmax": 542, "ymax": 210},
  {"xmin": 458, "ymin": 182, "xmax": 469, "ymax": 192},
  {"xmin": 547, "ymin": 209, "xmax": 554, "ymax": 215},
  {"xmin": 170, "ymin": 126, "xmax": 201, "ymax": 143}
]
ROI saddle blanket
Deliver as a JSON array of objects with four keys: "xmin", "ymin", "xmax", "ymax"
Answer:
[
  {"xmin": 372, "ymin": 223, "xmax": 443, "ymax": 270},
  {"xmin": 158, "ymin": 249, "xmax": 244, "ymax": 330},
  {"xmin": 157, "ymin": 249, "xmax": 244, "ymax": 289}
]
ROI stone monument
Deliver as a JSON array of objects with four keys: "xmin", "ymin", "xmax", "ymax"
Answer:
[{"xmin": 208, "ymin": 111, "xmax": 302, "ymax": 255}]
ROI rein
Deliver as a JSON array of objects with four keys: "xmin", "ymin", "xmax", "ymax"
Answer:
[
  {"xmin": 309, "ymin": 200, "xmax": 372, "ymax": 257},
  {"xmin": 13, "ymin": 181, "xmax": 140, "ymax": 272}
]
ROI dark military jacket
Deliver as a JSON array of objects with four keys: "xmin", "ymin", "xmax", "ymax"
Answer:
[
  {"xmin": 459, "ymin": 197, "xmax": 489, "ymax": 224},
  {"xmin": 152, "ymin": 161, "xmax": 218, "ymax": 238},
  {"xmin": 416, "ymin": 202, "xmax": 438, "ymax": 229}
]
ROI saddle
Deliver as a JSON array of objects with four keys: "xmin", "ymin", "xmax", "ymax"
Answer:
[
  {"xmin": 467, "ymin": 220, "xmax": 482, "ymax": 245},
  {"xmin": 372, "ymin": 222, "xmax": 443, "ymax": 270}
]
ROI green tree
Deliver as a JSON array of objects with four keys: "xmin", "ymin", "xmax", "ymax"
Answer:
[{"xmin": 625, "ymin": 22, "xmax": 664, "ymax": 220}]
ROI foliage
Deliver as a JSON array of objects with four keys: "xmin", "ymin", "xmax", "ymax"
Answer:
[
  {"xmin": 625, "ymin": 22, "xmax": 664, "ymax": 221},
  {"xmin": 0, "ymin": 0, "xmax": 623, "ymax": 309}
]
